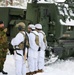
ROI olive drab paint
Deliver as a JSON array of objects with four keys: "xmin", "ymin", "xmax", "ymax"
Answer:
[{"xmin": 0, "ymin": 29, "xmax": 8, "ymax": 71}]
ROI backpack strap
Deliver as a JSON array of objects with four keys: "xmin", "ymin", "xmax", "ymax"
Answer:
[
  {"xmin": 31, "ymin": 32, "xmax": 39, "ymax": 46},
  {"xmin": 20, "ymin": 31, "xmax": 29, "ymax": 48},
  {"xmin": 39, "ymin": 31, "xmax": 47, "ymax": 43},
  {"xmin": 17, "ymin": 31, "xmax": 25, "ymax": 50}
]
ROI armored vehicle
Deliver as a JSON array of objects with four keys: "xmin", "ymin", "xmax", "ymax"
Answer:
[{"xmin": 26, "ymin": 0, "xmax": 74, "ymax": 59}]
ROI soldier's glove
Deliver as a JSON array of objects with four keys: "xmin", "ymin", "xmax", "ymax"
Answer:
[{"xmin": 38, "ymin": 47, "xmax": 41, "ymax": 51}]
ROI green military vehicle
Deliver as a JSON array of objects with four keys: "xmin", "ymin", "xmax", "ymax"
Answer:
[
  {"xmin": 26, "ymin": 0, "xmax": 74, "ymax": 59},
  {"xmin": 0, "ymin": 0, "xmax": 74, "ymax": 59}
]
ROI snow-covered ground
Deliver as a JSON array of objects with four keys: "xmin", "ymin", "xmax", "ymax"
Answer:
[
  {"xmin": 1, "ymin": 55, "xmax": 74, "ymax": 75},
  {"xmin": 0, "ymin": 0, "xmax": 66, "ymax": 8}
]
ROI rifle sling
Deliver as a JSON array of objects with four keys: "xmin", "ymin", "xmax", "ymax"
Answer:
[{"xmin": 16, "ymin": 51, "xmax": 22, "ymax": 56}]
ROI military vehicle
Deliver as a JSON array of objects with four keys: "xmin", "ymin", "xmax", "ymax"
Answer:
[
  {"xmin": 26, "ymin": 0, "xmax": 74, "ymax": 59},
  {"xmin": 0, "ymin": 0, "xmax": 74, "ymax": 59}
]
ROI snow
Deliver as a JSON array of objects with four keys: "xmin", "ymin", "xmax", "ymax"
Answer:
[
  {"xmin": 45, "ymin": 56, "xmax": 58, "ymax": 65},
  {"xmin": 58, "ymin": 4, "xmax": 69, "ymax": 16},
  {"xmin": 58, "ymin": 7, "xmax": 64, "ymax": 16},
  {"xmin": 69, "ymin": 9, "xmax": 74, "ymax": 17},
  {"xmin": 0, "ymin": 0, "xmax": 67, "ymax": 7},
  {"xmin": 37, "ymin": 0, "xmax": 66, "ymax": 3},
  {"xmin": 0, "ymin": 0, "xmax": 27, "ymax": 9},
  {"xmin": 36, "ymin": 59, "xmax": 74, "ymax": 75},
  {"xmin": 7, "ymin": 6, "xmax": 26, "ymax": 9},
  {"xmin": 33, "ymin": 0, "xmax": 66, "ymax": 4},
  {"xmin": 1, "ymin": 55, "xmax": 74, "ymax": 75},
  {"xmin": 58, "ymin": 3, "xmax": 74, "ymax": 26},
  {"xmin": 60, "ymin": 19, "xmax": 74, "ymax": 26},
  {"xmin": 63, "ymin": 8, "xmax": 68, "ymax": 16},
  {"xmin": 55, "ymin": 0, "xmax": 66, "ymax": 2},
  {"xmin": 37, "ymin": 0, "xmax": 54, "ymax": 3}
]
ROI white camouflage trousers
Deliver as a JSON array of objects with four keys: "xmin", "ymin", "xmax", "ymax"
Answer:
[{"xmin": 15, "ymin": 51, "xmax": 26, "ymax": 75}]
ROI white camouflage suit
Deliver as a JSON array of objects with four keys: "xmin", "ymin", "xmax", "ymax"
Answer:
[
  {"xmin": 35, "ymin": 24, "xmax": 47, "ymax": 71},
  {"xmin": 28, "ymin": 31, "xmax": 39, "ymax": 73},
  {"xmin": 38, "ymin": 30, "xmax": 47, "ymax": 70},
  {"xmin": 11, "ymin": 31, "xmax": 27, "ymax": 75}
]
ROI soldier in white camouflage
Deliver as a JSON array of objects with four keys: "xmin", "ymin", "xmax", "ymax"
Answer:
[{"xmin": 11, "ymin": 22, "xmax": 29, "ymax": 75}]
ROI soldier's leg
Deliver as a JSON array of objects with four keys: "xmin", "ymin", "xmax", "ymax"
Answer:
[
  {"xmin": 15, "ymin": 59, "xmax": 23, "ymax": 75},
  {"xmin": 22, "ymin": 59, "xmax": 26, "ymax": 75},
  {"xmin": 0, "ymin": 49, "xmax": 7, "ymax": 72},
  {"xmin": 27, "ymin": 57, "xmax": 35, "ymax": 75},
  {"xmin": 34, "ymin": 58, "xmax": 38, "ymax": 71},
  {"xmin": 15, "ymin": 50, "xmax": 24, "ymax": 75},
  {"xmin": 0, "ymin": 50, "xmax": 4, "ymax": 71},
  {"xmin": 38, "ymin": 51, "xmax": 45, "ymax": 71},
  {"xmin": 0, "ymin": 60, "xmax": 3, "ymax": 71},
  {"xmin": 2, "ymin": 49, "xmax": 8, "ymax": 70},
  {"xmin": 38, "ymin": 57, "xmax": 44, "ymax": 72},
  {"xmin": 34, "ymin": 58, "xmax": 38, "ymax": 74},
  {"xmin": 0, "ymin": 57, "xmax": 8, "ymax": 74}
]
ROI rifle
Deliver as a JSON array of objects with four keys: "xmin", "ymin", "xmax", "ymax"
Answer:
[{"xmin": 22, "ymin": 31, "xmax": 29, "ymax": 60}]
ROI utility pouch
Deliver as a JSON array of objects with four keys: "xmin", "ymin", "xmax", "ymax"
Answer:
[{"xmin": 18, "ymin": 42, "xmax": 24, "ymax": 50}]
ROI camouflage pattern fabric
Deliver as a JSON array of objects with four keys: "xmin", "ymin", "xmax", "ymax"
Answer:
[{"xmin": 0, "ymin": 29, "xmax": 8, "ymax": 71}]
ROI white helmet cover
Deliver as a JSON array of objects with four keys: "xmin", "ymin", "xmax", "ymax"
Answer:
[
  {"xmin": 28, "ymin": 24, "xmax": 35, "ymax": 30},
  {"xmin": 35, "ymin": 24, "xmax": 42, "ymax": 29}
]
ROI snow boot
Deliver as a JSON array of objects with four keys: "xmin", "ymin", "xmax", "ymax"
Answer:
[
  {"xmin": 30, "ymin": 72, "xmax": 34, "ymax": 75},
  {"xmin": 38, "ymin": 69, "xmax": 44, "ymax": 73},
  {"xmin": 26, "ymin": 72, "xmax": 31, "ymax": 75},
  {"xmin": 2, "ymin": 70, "xmax": 8, "ymax": 75},
  {"xmin": 34, "ymin": 71, "xmax": 38, "ymax": 74},
  {"xmin": 26, "ymin": 72, "xmax": 33, "ymax": 75}
]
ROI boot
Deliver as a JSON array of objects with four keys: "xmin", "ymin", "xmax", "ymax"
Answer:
[
  {"xmin": 0, "ymin": 70, "xmax": 2, "ymax": 72},
  {"xmin": 34, "ymin": 71, "xmax": 38, "ymax": 74},
  {"xmin": 26, "ymin": 72, "xmax": 31, "ymax": 75},
  {"xmin": 37, "ymin": 69, "xmax": 44, "ymax": 73},
  {"xmin": 2, "ymin": 70, "xmax": 8, "ymax": 75},
  {"xmin": 30, "ymin": 72, "xmax": 34, "ymax": 75},
  {"xmin": 26, "ymin": 72, "xmax": 33, "ymax": 75}
]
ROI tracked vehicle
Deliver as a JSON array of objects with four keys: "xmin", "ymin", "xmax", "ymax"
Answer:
[{"xmin": 26, "ymin": 0, "xmax": 74, "ymax": 59}]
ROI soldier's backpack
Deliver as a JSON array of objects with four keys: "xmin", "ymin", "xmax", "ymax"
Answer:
[
  {"xmin": 31, "ymin": 32, "xmax": 39, "ymax": 46},
  {"xmin": 40, "ymin": 31, "xmax": 47, "ymax": 44},
  {"xmin": 18, "ymin": 31, "xmax": 29, "ymax": 50}
]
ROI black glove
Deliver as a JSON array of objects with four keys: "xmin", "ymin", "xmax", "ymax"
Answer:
[{"xmin": 38, "ymin": 47, "xmax": 41, "ymax": 51}]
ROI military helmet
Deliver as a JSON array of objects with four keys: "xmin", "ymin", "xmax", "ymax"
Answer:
[
  {"xmin": 16, "ymin": 22, "xmax": 25, "ymax": 31},
  {"xmin": 16, "ymin": 22, "xmax": 25, "ymax": 28},
  {"xmin": 28, "ymin": 24, "xmax": 35, "ymax": 30},
  {"xmin": 35, "ymin": 24, "xmax": 42, "ymax": 29}
]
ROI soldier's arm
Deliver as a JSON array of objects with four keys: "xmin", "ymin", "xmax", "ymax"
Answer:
[
  {"xmin": 24, "ymin": 48, "xmax": 27, "ymax": 61},
  {"xmin": 11, "ymin": 33, "xmax": 24, "ymax": 46}
]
